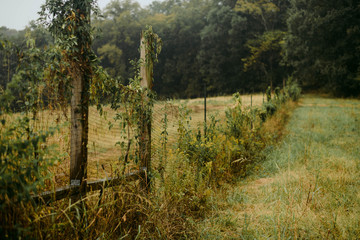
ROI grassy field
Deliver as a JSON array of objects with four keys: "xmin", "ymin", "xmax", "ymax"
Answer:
[
  {"xmin": 199, "ymin": 95, "xmax": 360, "ymax": 239},
  {"xmin": 3, "ymin": 91, "xmax": 304, "ymax": 239}
]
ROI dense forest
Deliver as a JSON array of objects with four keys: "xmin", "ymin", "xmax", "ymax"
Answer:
[{"xmin": 1, "ymin": 0, "xmax": 359, "ymax": 103}]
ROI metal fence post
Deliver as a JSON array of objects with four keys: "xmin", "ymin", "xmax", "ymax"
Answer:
[{"xmin": 204, "ymin": 83, "xmax": 207, "ymax": 138}]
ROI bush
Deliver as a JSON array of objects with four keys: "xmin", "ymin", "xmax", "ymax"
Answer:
[
  {"xmin": 285, "ymin": 77, "xmax": 301, "ymax": 101},
  {"xmin": 0, "ymin": 116, "xmax": 57, "ymax": 238},
  {"xmin": 263, "ymin": 101, "xmax": 277, "ymax": 116},
  {"xmin": 225, "ymin": 93, "xmax": 254, "ymax": 139}
]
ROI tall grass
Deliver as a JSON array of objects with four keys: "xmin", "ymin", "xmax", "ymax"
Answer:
[{"xmin": 1, "ymin": 87, "xmax": 299, "ymax": 239}]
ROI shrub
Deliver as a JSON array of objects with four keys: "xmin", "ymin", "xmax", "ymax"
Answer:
[
  {"xmin": 225, "ymin": 93, "xmax": 253, "ymax": 139},
  {"xmin": 0, "ymin": 116, "xmax": 57, "ymax": 238},
  {"xmin": 285, "ymin": 76, "xmax": 301, "ymax": 101},
  {"xmin": 263, "ymin": 101, "xmax": 277, "ymax": 116}
]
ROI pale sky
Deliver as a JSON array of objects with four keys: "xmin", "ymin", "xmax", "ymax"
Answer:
[{"xmin": 0, "ymin": 0, "xmax": 154, "ymax": 30}]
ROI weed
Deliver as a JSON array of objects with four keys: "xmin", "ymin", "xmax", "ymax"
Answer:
[{"xmin": 0, "ymin": 115, "xmax": 58, "ymax": 238}]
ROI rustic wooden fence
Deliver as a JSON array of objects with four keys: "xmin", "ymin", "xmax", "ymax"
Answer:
[
  {"xmin": 32, "ymin": 31, "xmax": 154, "ymax": 205},
  {"xmin": 32, "ymin": 168, "xmax": 147, "ymax": 204}
]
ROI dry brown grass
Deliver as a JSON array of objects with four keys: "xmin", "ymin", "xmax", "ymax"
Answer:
[{"xmin": 260, "ymin": 100, "xmax": 297, "ymax": 141}]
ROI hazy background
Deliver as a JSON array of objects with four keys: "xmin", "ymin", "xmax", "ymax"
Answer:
[{"xmin": 0, "ymin": 0, "xmax": 153, "ymax": 30}]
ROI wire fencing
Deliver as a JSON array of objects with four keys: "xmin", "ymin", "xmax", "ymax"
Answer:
[{"xmin": 8, "ymin": 93, "xmax": 263, "ymax": 190}]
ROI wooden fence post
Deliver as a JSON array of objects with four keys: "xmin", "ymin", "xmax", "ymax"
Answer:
[
  {"xmin": 70, "ymin": 68, "xmax": 89, "ymax": 203},
  {"xmin": 69, "ymin": 1, "xmax": 91, "ymax": 204},
  {"xmin": 139, "ymin": 31, "xmax": 152, "ymax": 191}
]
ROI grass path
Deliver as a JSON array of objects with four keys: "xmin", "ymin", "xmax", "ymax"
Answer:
[{"xmin": 200, "ymin": 96, "xmax": 360, "ymax": 239}]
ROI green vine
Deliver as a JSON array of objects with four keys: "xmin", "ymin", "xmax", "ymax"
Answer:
[{"xmin": 141, "ymin": 25, "xmax": 162, "ymax": 89}]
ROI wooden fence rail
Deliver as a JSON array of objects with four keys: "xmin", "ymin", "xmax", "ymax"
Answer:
[{"xmin": 32, "ymin": 167, "xmax": 147, "ymax": 205}]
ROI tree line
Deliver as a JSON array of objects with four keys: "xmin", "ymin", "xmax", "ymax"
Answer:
[{"xmin": 0, "ymin": 0, "xmax": 359, "ymax": 105}]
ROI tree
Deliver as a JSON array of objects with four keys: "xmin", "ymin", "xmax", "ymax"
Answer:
[
  {"xmin": 242, "ymin": 30, "xmax": 286, "ymax": 90},
  {"xmin": 285, "ymin": 0, "xmax": 360, "ymax": 95},
  {"xmin": 93, "ymin": 0, "xmax": 143, "ymax": 81},
  {"xmin": 198, "ymin": 1, "xmax": 247, "ymax": 95},
  {"xmin": 0, "ymin": 39, "xmax": 19, "ymax": 90},
  {"xmin": 88, "ymin": 0, "xmax": 294, "ymax": 97},
  {"xmin": 3, "ymin": 34, "xmax": 46, "ymax": 113},
  {"xmin": 150, "ymin": 0, "xmax": 209, "ymax": 98},
  {"xmin": 236, "ymin": 0, "xmax": 279, "ymax": 32},
  {"xmin": 235, "ymin": 0, "xmax": 290, "ymax": 91}
]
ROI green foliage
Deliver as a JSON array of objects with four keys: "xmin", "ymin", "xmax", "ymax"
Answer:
[
  {"xmin": 285, "ymin": 0, "xmax": 360, "ymax": 96},
  {"xmin": 0, "ymin": 39, "xmax": 20, "ymax": 90},
  {"xmin": 105, "ymin": 26, "xmax": 161, "ymax": 175},
  {"xmin": 39, "ymin": 0, "xmax": 98, "ymax": 55},
  {"xmin": 172, "ymin": 88, "xmax": 299, "ymax": 184},
  {"xmin": 39, "ymin": 0, "xmax": 102, "ymax": 120},
  {"xmin": 224, "ymin": 93, "xmax": 266, "ymax": 173},
  {"xmin": 108, "ymin": 71, "xmax": 153, "ymax": 174},
  {"xmin": 141, "ymin": 25, "xmax": 162, "ymax": 89},
  {"xmin": 236, "ymin": 0, "xmax": 281, "ymax": 31},
  {"xmin": 150, "ymin": 90, "xmax": 297, "ymax": 237},
  {"xmin": 198, "ymin": 3, "xmax": 247, "ymax": 95},
  {"xmin": 285, "ymin": 76, "xmax": 301, "ymax": 101},
  {"xmin": 92, "ymin": 0, "xmax": 143, "ymax": 80},
  {"xmin": 242, "ymin": 30, "xmax": 287, "ymax": 89},
  {"xmin": 182, "ymin": 119, "xmax": 219, "ymax": 168},
  {"xmin": 5, "ymin": 34, "xmax": 47, "ymax": 113},
  {"xmin": 0, "ymin": 116, "xmax": 57, "ymax": 238},
  {"xmin": 263, "ymin": 101, "xmax": 277, "ymax": 117},
  {"xmin": 262, "ymin": 79, "xmax": 301, "ymax": 117},
  {"xmin": 92, "ymin": 0, "xmax": 291, "ymax": 97},
  {"xmin": 199, "ymin": 97, "xmax": 360, "ymax": 239},
  {"xmin": 225, "ymin": 93, "xmax": 249, "ymax": 139},
  {"xmin": 1, "ymin": 32, "xmax": 72, "ymax": 113},
  {"xmin": 1, "ymin": 0, "xmax": 359, "ymax": 97}
]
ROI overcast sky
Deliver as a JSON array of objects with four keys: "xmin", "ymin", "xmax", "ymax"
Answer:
[{"xmin": 0, "ymin": 0, "xmax": 154, "ymax": 30}]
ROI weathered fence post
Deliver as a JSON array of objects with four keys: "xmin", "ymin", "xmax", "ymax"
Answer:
[
  {"xmin": 70, "ymin": 68, "xmax": 89, "ymax": 202},
  {"xmin": 139, "ymin": 31, "xmax": 152, "ymax": 191},
  {"xmin": 69, "ymin": 1, "xmax": 92, "ymax": 204}
]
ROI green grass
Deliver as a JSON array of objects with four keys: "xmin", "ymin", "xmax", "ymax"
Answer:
[{"xmin": 199, "ymin": 96, "xmax": 360, "ymax": 239}]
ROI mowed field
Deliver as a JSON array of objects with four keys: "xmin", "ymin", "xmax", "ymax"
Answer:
[
  {"xmin": 198, "ymin": 96, "xmax": 360, "ymax": 239},
  {"xmin": 4, "ymin": 94, "xmax": 264, "ymax": 187}
]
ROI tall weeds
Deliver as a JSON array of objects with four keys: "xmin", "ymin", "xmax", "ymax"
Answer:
[
  {"xmin": 0, "ymin": 80, "xmax": 301, "ymax": 239},
  {"xmin": 0, "ymin": 115, "xmax": 58, "ymax": 238}
]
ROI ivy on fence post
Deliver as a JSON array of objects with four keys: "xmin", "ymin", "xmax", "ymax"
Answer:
[
  {"xmin": 139, "ymin": 26, "xmax": 161, "ymax": 191},
  {"xmin": 68, "ymin": 0, "xmax": 92, "ymax": 205},
  {"xmin": 40, "ymin": 0, "xmax": 98, "ymax": 204}
]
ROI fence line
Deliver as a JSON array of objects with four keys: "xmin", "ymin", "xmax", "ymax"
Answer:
[
  {"xmin": 32, "ymin": 94, "xmax": 264, "ymax": 205},
  {"xmin": 32, "ymin": 167, "xmax": 147, "ymax": 204}
]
